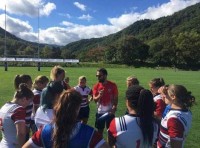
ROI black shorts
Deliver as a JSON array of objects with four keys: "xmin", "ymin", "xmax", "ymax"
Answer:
[
  {"xmin": 95, "ymin": 113, "xmax": 115, "ymax": 130},
  {"xmin": 78, "ymin": 106, "xmax": 90, "ymax": 119}
]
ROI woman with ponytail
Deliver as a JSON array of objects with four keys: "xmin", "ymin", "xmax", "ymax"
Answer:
[
  {"xmin": 23, "ymin": 89, "xmax": 109, "ymax": 148},
  {"xmin": 157, "ymin": 84, "xmax": 195, "ymax": 148},
  {"xmin": 108, "ymin": 85, "xmax": 158, "ymax": 148},
  {"xmin": 0, "ymin": 84, "xmax": 34, "ymax": 148}
]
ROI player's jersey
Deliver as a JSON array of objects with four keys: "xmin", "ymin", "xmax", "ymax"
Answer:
[
  {"xmin": 0, "ymin": 102, "xmax": 26, "ymax": 148},
  {"xmin": 34, "ymin": 106, "xmax": 54, "ymax": 129},
  {"xmin": 108, "ymin": 114, "xmax": 158, "ymax": 148},
  {"xmin": 74, "ymin": 85, "xmax": 92, "ymax": 108},
  {"xmin": 153, "ymin": 94, "xmax": 166, "ymax": 118},
  {"xmin": 93, "ymin": 81, "xmax": 118, "ymax": 114},
  {"xmin": 28, "ymin": 122, "xmax": 105, "ymax": 147},
  {"xmin": 31, "ymin": 89, "xmax": 42, "ymax": 120},
  {"xmin": 157, "ymin": 109, "xmax": 192, "ymax": 148},
  {"xmin": 25, "ymin": 101, "xmax": 33, "ymax": 127},
  {"xmin": 32, "ymin": 89, "xmax": 42, "ymax": 106}
]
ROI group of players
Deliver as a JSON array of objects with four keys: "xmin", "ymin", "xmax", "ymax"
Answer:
[{"xmin": 0, "ymin": 65, "xmax": 195, "ymax": 148}]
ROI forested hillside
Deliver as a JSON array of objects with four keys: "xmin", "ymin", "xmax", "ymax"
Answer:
[
  {"xmin": 0, "ymin": 2, "xmax": 200, "ymax": 69},
  {"xmin": 62, "ymin": 2, "xmax": 200, "ymax": 69}
]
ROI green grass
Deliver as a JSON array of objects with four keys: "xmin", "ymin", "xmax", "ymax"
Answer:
[{"xmin": 0, "ymin": 66, "xmax": 199, "ymax": 147}]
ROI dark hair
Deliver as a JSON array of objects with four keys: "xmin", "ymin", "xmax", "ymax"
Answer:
[
  {"xmin": 137, "ymin": 89, "xmax": 154, "ymax": 146},
  {"xmin": 126, "ymin": 86, "xmax": 155, "ymax": 146},
  {"xmin": 149, "ymin": 78, "xmax": 165, "ymax": 88},
  {"xmin": 14, "ymin": 74, "xmax": 32, "ymax": 90},
  {"xmin": 168, "ymin": 84, "xmax": 195, "ymax": 109},
  {"xmin": 97, "ymin": 68, "xmax": 108, "ymax": 76},
  {"xmin": 14, "ymin": 83, "xmax": 34, "ymax": 100},
  {"xmin": 40, "ymin": 81, "xmax": 64, "ymax": 111},
  {"xmin": 53, "ymin": 89, "xmax": 82, "ymax": 148},
  {"xmin": 126, "ymin": 85, "xmax": 144, "ymax": 108}
]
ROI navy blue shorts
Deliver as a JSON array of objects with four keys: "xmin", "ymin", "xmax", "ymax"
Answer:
[
  {"xmin": 78, "ymin": 106, "xmax": 90, "ymax": 119},
  {"xmin": 95, "ymin": 113, "xmax": 115, "ymax": 130}
]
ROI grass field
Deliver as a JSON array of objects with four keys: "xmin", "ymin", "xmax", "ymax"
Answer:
[{"xmin": 0, "ymin": 66, "xmax": 199, "ymax": 147}]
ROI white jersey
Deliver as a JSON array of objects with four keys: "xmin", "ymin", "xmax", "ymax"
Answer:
[
  {"xmin": 0, "ymin": 102, "xmax": 26, "ymax": 148},
  {"xmin": 74, "ymin": 85, "xmax": 92, "ymax": 108},
  {"xmin": 108, "ymin": 114, "xmax": 158, "ymax": 148},
  {"xmin": 34, "ymin": 106, "xmax": 54, "ymax": 129},
  {"xmin": 157, "ymin": 109, "xmax": 192, "ymax": 148}
]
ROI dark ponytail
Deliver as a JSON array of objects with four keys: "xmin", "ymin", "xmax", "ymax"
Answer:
[{"xmin": 137, "ymin": 89, "xmax": 154, "ymax": 146}]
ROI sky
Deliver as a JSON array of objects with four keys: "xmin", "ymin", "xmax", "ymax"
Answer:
[{"xmin": 0, "ymin": 0, "xmax": 199, "ymax": 46}]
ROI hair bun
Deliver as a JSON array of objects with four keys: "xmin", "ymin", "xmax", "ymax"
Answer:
[{"xmin": 19, "ymin": 83, "xmax": 28, "ymax": 90}]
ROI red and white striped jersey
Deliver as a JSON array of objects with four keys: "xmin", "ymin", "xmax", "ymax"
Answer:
[
  {"xmin": 0, "ymin": 102, "xmax": 26, "ymax": 147},
  {"xmin": 108, "ymin": 114, "xmax": 158, "ymax": 148},
  {"xmin": 157, "ymin": 109, "xmax": 192, "ymax": 148},
  {"xmin": 74, "ymin": 85, "xmax": 92, "ymax": 108},
  {"xmin": 153, "ymin": 94, "xmax": 166, "ymax": 118},
  {"xmin": 31, "ymin": 89, "xmax": 42, "ymax": 120},
  {"xmin": 32, "ymin": 89, "xmax": 42, "ymax": 106}
]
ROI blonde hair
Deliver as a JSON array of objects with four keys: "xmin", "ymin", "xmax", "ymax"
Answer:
[
  {"xmin": 79, "ymin": 76, "xmax": 86, "ymax": 81},
  {"xmin": 33, "ymin": 75, "xmax": 49, "ymax": 89},
  {"xmin": 168, "ymin": 84, "xmax": 195, "ymax": 109},
  {"xmin": 127, "ymin": 75, "xmax": 139, "ymax": 85},
  {"xmin": 50, "ymin": 65, "xmax": 65, "ymax": 81}
]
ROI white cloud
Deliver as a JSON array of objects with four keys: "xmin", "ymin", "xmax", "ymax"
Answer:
[
  {"xmin": 58, "ymin": 13, "xmax": 71, "ymax": 18},
  {"xmin": 78, "ymin": 14, "xmax": 92, "ymax": 21},
  {"xmin": 73, "ymin": 2, "xmax": 86, "ymax": 11},
  {"xmin": 0, "ymin": 14, "xmax": 33, "ymax": 35},
  {"xmin": 0, "ymin": 0, "xmax": 56, "ymax": 17},
  {"xmin": 108, "ymin": 0, "xmax": 200, "ymax": 29},
  {"xmin": 0, "ymin": 0, "xmax": 199, "ymax": 46}
]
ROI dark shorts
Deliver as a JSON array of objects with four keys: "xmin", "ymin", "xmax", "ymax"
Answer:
[
  {"xmin": 78, "ymin": 106, "xmax": 90, "ymax": 119},
  {"xmin": 95, "ymin": 113, "xmax": 115, "ymax": 130}
]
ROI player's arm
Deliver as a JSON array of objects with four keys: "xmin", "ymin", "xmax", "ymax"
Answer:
[
  {"xmin": 22, "ymin": 127, "xmax": 43, "ymax": 148},
  {"xmin": 168, "ymin": 118, "xmax": 184, "ymax": 148},
  {"xmin": 88, "ymin": 89, "xmax": 93, "ymax": 102},
  {"xmin": 12, "ymin": 107, "xmax": 26, "ymax": 147},
  {"xmin": 93, "ymin": 86, "xmax": 103, "ymax": 103},
  {"xmin": 16, "ymin": 122, "xmax": 26, "ymax": 147},
  {"xmin": 107, "ymin": 119, "xmax": 117, "ymax": 147}
]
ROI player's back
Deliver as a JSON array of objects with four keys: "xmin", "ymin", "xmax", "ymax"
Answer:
[
  {"xmin": 0, "ymin": 103, "xmax": 24, "ymax": 147},
  {"xmin": 112, "ymin": 115, "xmax": 158, "ymax": 148}
]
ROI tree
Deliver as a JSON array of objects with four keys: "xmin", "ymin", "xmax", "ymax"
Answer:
[
  {"xmin": 61, "ymin": 49, "xmax": 73, "ymax": 59},
  {"xmin": 174, "ymin": 31, "xmax": 200, "ymax": 66},
  {"xmin": 85, "ymin": 46, "xmax": 105, "ymax": 62},
  {"xmin": 104, "ymin": 45, "xmax": 118, "ymax": 63},
  {"xmin": 41, "ymin": 45, "xmax": 53, "ymax": 58},
  {"xmin": 116, "ymin": 35, "xmax": 149, "ymax": 65}
]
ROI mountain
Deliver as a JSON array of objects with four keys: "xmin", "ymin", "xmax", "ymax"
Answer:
[
  {"xmin": 63, "ymin": 2, "xmax": 200, "ymax": 51},
  {"xmin": 0, "ymin": 27, "xmax": 61, "ymax": 58}
]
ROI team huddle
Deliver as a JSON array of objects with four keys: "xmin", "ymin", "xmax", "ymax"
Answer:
[{"xmin": 0, "ymin": 66, "xmax": 195, "ymax": 148}]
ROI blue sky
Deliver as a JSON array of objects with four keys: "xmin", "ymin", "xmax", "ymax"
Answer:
[{"xmin": 0, "ymin": 0, "xmax": 199, "ymax": 46}]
